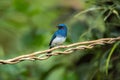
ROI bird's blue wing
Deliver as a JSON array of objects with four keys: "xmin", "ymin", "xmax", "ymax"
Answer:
[{"xmin": 49, "ymin": 32, "xmax": 56, "ymax": 47}]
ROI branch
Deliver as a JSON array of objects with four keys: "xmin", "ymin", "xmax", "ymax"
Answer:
[{"xmin": 0, "ymin": 37, "xmax": 120, "ymax": 64}]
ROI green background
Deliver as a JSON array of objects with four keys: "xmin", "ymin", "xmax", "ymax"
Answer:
[{"xmin": 0, "ymin": 0, "xmax": 120, "ymax": 80}]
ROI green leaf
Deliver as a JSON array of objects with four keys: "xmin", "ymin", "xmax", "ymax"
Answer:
[{"xmin": 106, "ymin": 41, "xmax": 120, "ymax": 75}]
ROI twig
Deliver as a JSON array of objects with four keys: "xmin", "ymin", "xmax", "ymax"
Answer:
[
  {"xmin": 0, "ymin": 37, "xmax": 120, "ymax": 64},
  {"xmin": 74, "ymin": 7, "xmax": 105, "ymax": 17}
]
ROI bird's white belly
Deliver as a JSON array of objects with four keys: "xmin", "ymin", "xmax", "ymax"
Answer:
[{"xmin": 52, "ymin": 37, "xmax": 66, "ymax": 46}]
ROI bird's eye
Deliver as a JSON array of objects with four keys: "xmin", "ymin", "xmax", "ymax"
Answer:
[{"xmin": 60, "ymin": 26, "xmax": 64, "ymax": 29}]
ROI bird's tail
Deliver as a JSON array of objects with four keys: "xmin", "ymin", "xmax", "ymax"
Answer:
[{"xmin": 47, "ymin": 46, "xmax": 53, "ymax": 53}]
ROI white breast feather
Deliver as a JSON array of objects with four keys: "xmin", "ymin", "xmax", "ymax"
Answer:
[{"xmin": 51, "ymin": 37, "xmax": 66, "ymax": 46}]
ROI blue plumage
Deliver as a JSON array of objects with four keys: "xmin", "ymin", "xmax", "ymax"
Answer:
[{"xmin": 49, "ymin": 24, "xmax": 67, "ymax": 49}]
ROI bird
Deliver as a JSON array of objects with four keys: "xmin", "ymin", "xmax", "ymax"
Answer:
[{"xmin": 48, "ymin": 24, "xmax": 67, "ymax": 53}]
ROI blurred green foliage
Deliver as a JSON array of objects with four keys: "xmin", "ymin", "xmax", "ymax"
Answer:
[{"xmin": 0, "ymin": 0, "xmax": 120, "ymax": 80}]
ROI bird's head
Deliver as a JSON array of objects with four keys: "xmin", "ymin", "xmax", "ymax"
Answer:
[{"xmin": 57, "ymin": 24, "xmax": 67, "ymax": 30}]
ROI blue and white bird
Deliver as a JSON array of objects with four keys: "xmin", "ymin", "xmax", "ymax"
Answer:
[{"xmin": 49, "ymin": 24, "xmax": 67, "ymax": 50}]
